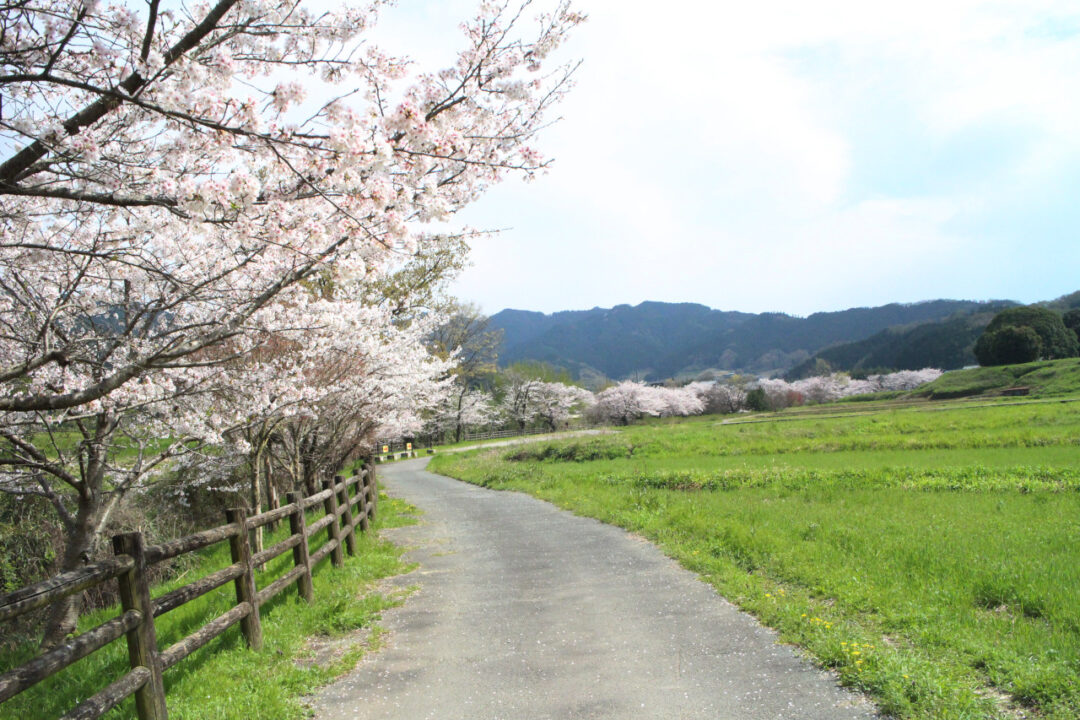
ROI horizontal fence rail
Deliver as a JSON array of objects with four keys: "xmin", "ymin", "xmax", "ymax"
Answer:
[
  {"xmin": 459, "ymin": 427, "xmax": 547, "ymax": 442},
  {"xmin": 0, "ymin": 465, "xmax": 378, "ymax": 720},
  {"xmin": 376, "ymin": 425, "xmax": 590, "ymax": 459}
]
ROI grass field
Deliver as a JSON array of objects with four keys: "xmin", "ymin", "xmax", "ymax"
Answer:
[
  {"xmin": 913, "ymin": 357, "xmax": 1080, "ymax": 399},
  {"xmin": 0, "ymin": 488, "xmax": 418, "ymax": 720},
  {"xmin": 430, "ymin": 400, "xmax": 1080, "ymax": 720}
]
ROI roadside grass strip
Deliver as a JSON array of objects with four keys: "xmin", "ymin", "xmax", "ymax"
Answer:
[
  {"xmin": 431, "ymin": 400, "xmax": 1080, "ymax": 720},
  {"xmin": 0, "ymin": 492, "xmax": 418, "ymax": 720}
]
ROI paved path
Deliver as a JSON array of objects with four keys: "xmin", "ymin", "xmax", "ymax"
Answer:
[{"xmin": 312, "ymin": 459, "xmax": 877, "ymax": 720}]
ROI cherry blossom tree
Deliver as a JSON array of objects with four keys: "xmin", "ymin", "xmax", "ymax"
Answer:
[
  {"xmin": 0, "ymin": 360, "xmax": 230, "ymax": 644},
  {"xmin": 653, "ymin": 384, "xmax": 703, "ymax": 417},
  {"xmin": 589, "ymin": 382, "xmax": 666, "ymax": 426},
  {"xmin": 787, "ymin": 369, "xmax": 943, "ymax": 401},
  {"xmin": 687, "ymin": 380, "xmax": 746, "ymax": 414},
  {"xmin": 0, "ymin": 0, "xmax": 582, "ymax": 644},
  {"xmin": 501, "ymin": 374, "xmax": 541, "ymax": 431},
  {"xmin": 425, "ymin": 386, "xmax": 498, "ymax": 441},
  {"xmin": 744, "ymin": 369, "xmax": 944, "ymax": 411},
  {"xmin": 2, "ymin": 260, "xmax": 455, "ymax": 645},
  {"xmin": 530, "ymin": 381, "xmax": 593, "ymax": 430},
  {"xmin": 427, "ymin": 302, "xmax": 502, "ymax": 441},
  {"xmin": 751, "ymin": 378, "xmax": 803, "ymax": 409},
  {"xmin": 577, "ymin": 369, "xmax": 943, "ymax": 430},
  {"xmin": 0, "ymin": 0, "xmax": 583, "ymax": 414},
  {"xmin": 222, "ymin": 287, "xmax": 454, "ymax": 487},
  {"xmin": 589, "ymin": 382, "xmax": 710, "ymax": 425},
  {"xmin": 873, "ymin": 368, "xmax": 943, "ymax": 390},
  {"xmin": 791, "ymin": 374, "xmax": 849, "ymax": 404}
]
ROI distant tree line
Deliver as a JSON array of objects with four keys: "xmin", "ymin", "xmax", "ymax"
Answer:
[{"xmin": 413, "ymin": 311, "xmax": 946, "ymax": 440}]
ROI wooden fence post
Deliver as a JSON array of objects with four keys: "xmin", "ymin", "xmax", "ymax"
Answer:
[
  {"xmin": 286, "ymin": 491, "xmax": 314, "ymax": 602},
  {"xmin": 350, "ymin": 466, "xmax": 367, "ymax": 533},
  {"xmin": 336, "ymin": 475, "xmax": 357, "ymax": 556},
  {"xmin": 112, "ymin": 532, "xmax": 168, "ymax": 720},
  {"xmin": 225, "ymin": 508, "xmax": 263, "ymax": 650},
  {"xmin": 367, "ymin": 465, "xmax": 378, "ymax": 522},
  {"xmin": 321, "ymin": 478, "xmax": 344, "ymax": 568},
  {"xmin": 357, "ymin": 468, "xmax": 371, "ymax": 533}
]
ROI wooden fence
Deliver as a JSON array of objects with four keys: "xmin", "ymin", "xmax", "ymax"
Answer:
[
  {"xmin": 377, "ymin": 424, "xmax": 578, "ymax": 455},
  {"xmin": 458, "ymin": 427, "xmax": 556, "ymax": 442},
  {"xmin": 0, "ymin": 465, "xmax": 378, "ymax": 720}
]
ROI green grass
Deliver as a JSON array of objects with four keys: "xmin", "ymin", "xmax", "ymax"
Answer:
[
  {"xmin": 431, "ymin": 399, "xmax": 1080, "ymax": 720},
  {"xmin": 27, "ymin": 429, "xmax": 180, "ymax": 461},
  {"xmin": 0, "ymin": 489, "xmax": 418, "ymax": 720},
  {"xmin": 915, "ymin": 357, "xmax": 1080, "ymax": 399}
]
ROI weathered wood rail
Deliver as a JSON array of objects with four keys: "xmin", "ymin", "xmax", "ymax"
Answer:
[
  {"xmin": 375, "ymin": 425, "xmax": 580, "ymax": 460},
  {"xmin": 0, "ymin": 465, "xmax": 378, "ymax": 720}
]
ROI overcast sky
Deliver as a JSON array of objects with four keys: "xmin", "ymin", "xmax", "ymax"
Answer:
[{"xmin": 373, "ymin": 0, "xmax": 1080, "ymax": 317}]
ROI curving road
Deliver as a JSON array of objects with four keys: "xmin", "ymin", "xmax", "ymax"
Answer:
[{"xmin": 312, "ymin": 458, "xmax": 877, "ymax": 720}]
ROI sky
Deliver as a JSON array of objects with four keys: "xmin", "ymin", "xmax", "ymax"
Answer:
[{"xmin": 372, "ymin": 0, "xmax": 1080, "ymax": 317}]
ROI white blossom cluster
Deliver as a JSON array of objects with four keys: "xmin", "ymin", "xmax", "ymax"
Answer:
[
  {"xmin": 588, "ymin": 382, "xmax": 703, "ymax": 426},
  {"xmin": 748, "ymin": 369, "xmax": 944, "ymax": 409},
  {"xmin": 0, "ymin": 0, "xmax": 584, "ymax": 613},
  {"xmin": 414, "ymin": 366, "xmax": 946, "ymax": 439}
]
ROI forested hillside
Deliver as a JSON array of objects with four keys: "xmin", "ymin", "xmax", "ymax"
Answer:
[
  {"xmin": 784, "ymin": 303, "xmax": 1016, "ymax": 379},
  {"xmin": 491, "ymin": 299, "xmax": 1010, "ymax": 381}
]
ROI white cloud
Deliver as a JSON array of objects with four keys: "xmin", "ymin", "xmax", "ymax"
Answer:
[{"xmin": 371, "ymin": 0, "xmax": 1080, "ymax": 315}]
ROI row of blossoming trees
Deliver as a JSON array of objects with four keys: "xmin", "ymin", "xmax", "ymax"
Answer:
[
  {"xmin": 420, "ymin": 368, "xmax": 944, "ymax": 438},
  {"xmin": 0, "ymin": 0, "xmax": 585, "ymax": 645}
]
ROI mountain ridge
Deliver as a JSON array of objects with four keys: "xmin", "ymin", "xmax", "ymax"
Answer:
[{"xmin": 489, "ymin": 297, "xmax": 1040, "ymax": 382}]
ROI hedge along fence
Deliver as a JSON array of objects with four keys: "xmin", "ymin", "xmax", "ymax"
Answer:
[{"xmin": 0, "ymin": 465, "xmax": 378, "ymax": 720}]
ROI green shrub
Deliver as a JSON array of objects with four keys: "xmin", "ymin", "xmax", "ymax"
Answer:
[
  {"xmin": 974, "ymin": 325, "xmax": 1042, "ymax": 366},
  {"xmin": 1063, "ymin": 308, "xmax": 1080, "ymax": 343},
  {"xmin": 505, "ymin": 439, "xmax": 634, "ymax": 463},
  {"xmin": 745, "ymin": 387, "xmax": 770, "ymax": 411},
  {"xmin": 975, "ymin": 306, "xmax": 1078, "ymax": 365}
]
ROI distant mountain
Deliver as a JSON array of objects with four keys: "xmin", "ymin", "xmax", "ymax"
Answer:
[
  {"xmin": 489, "ymin": 299, "xmax": 1014, "ymax": 382},
  {"xmin": 1042, "ymin": 290, "xmax": 1080, "ymax": 312},
  {"xmin": 783, "ymin": 303, "xmax": 1017, "ymax": 380},
  {"xmin": 784, "ymin": 290, "xmax": 1080, "ymax": 379},
  {"xmin": 491, "ymin": 302, "xmax": 750, "ymax": 381}
]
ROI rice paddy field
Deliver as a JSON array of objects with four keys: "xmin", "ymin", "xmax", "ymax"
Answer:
[{"xmin": 430, "ymin": 398, "xmax": 1080, "ymax": 720}]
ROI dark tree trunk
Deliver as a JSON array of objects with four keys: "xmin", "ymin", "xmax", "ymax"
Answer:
[
  {"xmin": 301, "ymin": 432, "xmax": 319, "ymax": 496},
  {"xmin": 40, "ymin": 493, "xmax": 98, "ymax": 647},
  {"xmin": 40, "ymin": 433, "xmax": 109, "ymax": 649},
  {"xmin": 453, "ymin": 389, "xmax": 466, "ymax": 444},
  {"xmin": 40, "ymin": 412, "xmax": 118, "ymax": 648}
]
